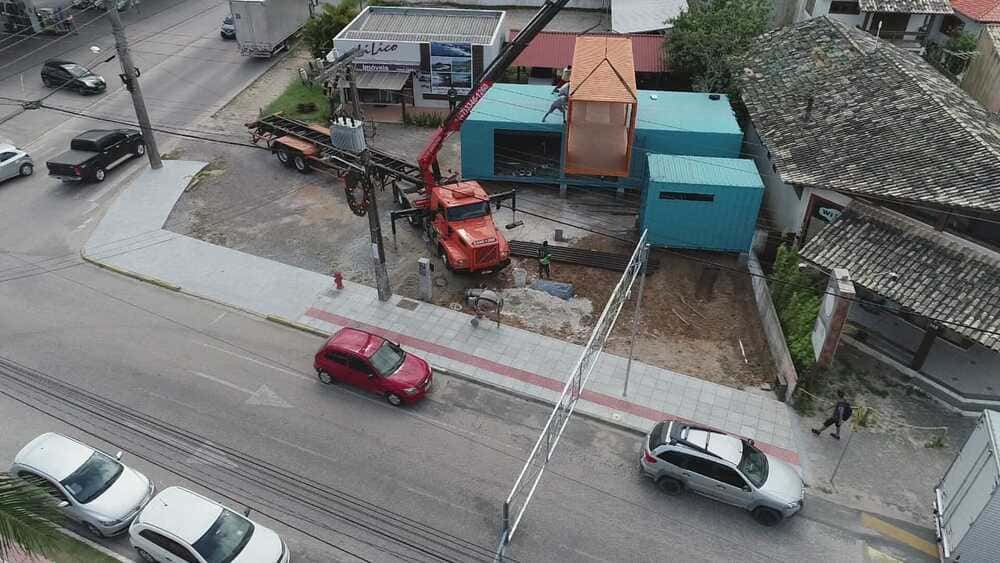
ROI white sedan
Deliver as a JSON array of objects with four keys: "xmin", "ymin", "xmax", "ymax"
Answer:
[
  {"xmin": 130, "ymin": 487, "xmax": 290, "ymax": 563},
  {"xmin": 10, "ymin": 433, "xmax": 154, "ymax": 536},
  {"xmin": 0, "ymin": 143, "xmax": 33, "ymax": 182}
]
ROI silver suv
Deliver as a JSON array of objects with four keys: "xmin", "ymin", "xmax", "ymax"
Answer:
[{"xmin": 639, "ymin": 420, "xmax": 804, "ymax": 526}]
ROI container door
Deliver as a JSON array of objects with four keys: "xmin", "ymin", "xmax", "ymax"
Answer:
[{"xmin": 938, "ymin": 412, "xmax": 1000, "ymax": 552}]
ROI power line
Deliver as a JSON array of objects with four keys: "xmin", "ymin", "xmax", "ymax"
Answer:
[{"xmin": 9, "ymin": 100, "xmax": 1000, "ymax": 339}]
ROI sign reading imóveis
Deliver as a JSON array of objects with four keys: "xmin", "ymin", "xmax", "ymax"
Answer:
[{"xmin": 333, "ymin": 40, "xmax": 420, "ymax": 69}]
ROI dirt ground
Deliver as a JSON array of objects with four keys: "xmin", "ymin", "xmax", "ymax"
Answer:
[{"xmin": 162, "ymin": 35, "xmax": 774, "ymax": 391}]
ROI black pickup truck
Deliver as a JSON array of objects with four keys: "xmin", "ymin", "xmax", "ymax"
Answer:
[{"xmin": 46, "ymin": 129, "xmax": 145, "ymax": 183}]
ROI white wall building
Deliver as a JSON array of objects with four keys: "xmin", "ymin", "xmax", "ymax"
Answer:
[{"xmin": 331, "ymin": 6, "xmax": 505, "ymax": 109}]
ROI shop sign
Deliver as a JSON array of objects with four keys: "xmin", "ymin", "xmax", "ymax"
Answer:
[{"xmin": 334, "ymin": 40, "xmax": 420, "ymax": 67}]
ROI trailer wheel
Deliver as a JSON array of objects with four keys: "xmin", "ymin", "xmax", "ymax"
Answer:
[
  {"xmin": 292, "ymin": 155, "xmax": 311, "ymax": 173},
  {"xmin": 275, "ymin": 150, "xmax": 291, "ymax": 166}
]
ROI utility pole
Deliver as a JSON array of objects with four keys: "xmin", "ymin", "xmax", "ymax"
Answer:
[
  {"xmin": 106, "ymin": 6, "xmax": 161, "ymax": 169},
  {"xmin": 360, "ymin": 152, "xmax": 391, "ymax": 301}
]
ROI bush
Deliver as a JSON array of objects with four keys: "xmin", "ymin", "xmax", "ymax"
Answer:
[
  {"xmin": 770, "ymin": 244, "xmax": 823, "ymax": 374},
  {"xmin": 403, "ymin": 111, "xmax": 445, "ymax": 128}
]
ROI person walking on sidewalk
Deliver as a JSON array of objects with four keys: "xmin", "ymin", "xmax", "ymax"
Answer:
[
  {"xmin": 538, "ymin": 241, "xmax": 552, "ymax": 279},
  {"xmin": 812, "ymin": 390, "xmax": 852, "ymax": 440}
]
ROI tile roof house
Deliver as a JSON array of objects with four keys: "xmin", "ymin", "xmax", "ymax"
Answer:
[
  {"xmin": 738, "ymin": 16, "xmax": 1000, "ymax": 410},
  {"xmin": 798, "ymin": 0, "xmax": 951, "ymax": 51},
  {"xmin": 951, "ymin": 0, "xmax": 1000, "ymax": 23}
]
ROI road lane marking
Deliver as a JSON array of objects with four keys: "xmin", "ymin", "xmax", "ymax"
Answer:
[
  {"xmin": 861, "ymin": 513, "xmax": 938, "ymax": 558},
  {"xmin": 189, "ymin": 370, "xmax": 254, "ymax": 394},
  {"xmin": 206, "ymin": 312, "xmax": 227, "ymax": 327},
  {"xmin": 246, "ymin": 384, "xmax": 292, "ymax": 407},
  {"xmin": 864, "ymin": 545, "xmax": 903, "ymax": 562},
  {"xmin": 196, "ymin": 341, "xmax": 310, "ymax": 380}
]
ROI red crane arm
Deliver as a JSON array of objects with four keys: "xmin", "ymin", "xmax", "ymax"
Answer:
[{"xmin": 415, "ymin": 0, "xmax": 573, "ymax": 189}]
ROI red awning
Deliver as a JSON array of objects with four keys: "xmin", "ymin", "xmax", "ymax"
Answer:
[{"xmin": 508, "ymin": 30, "xmax": 666, "ymax": 73}]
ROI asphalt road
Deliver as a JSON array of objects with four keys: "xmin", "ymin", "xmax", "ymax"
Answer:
[
  {"xmin": 0, "ymin": 0, "xmax": 272, "ymax": 258},
  {"xmin": 0, "ymin": 4, "xmax": 938, "ymax": 562},
  {"xmin": 0, "ymin": 259, "xmax": 917, "ymax": 563}
]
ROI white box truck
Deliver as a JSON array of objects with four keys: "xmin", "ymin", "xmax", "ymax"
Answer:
[
  {"xmin": 933, "ymin": 409, "xmax": 1000, "ymax": 562},
  {"xmin": 230, "ymin": 0, "xmax": 311, "ymax": 58}
]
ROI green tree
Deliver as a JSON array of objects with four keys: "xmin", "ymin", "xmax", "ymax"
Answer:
[
  {"xmin": 943, "ymin": 32, "xmax": 978, "ymax": 75},
  {"xmin": 0, "ymin": 472, "xmax": 65, "ymax": 559},
  {"xmin": 665, "ymin": 0, "xmax": 772, "ymax": 93},
  {"xmin": 302, "ymin": 0, "xmax": 360, "ymax": 59}
]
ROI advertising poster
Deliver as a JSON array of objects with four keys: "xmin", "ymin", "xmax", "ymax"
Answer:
[{"xmin": 430, "ymin": 42, "xmax": 473, "ymax": 95}]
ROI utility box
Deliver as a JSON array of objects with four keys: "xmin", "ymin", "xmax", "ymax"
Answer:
[
  {"xmin": 934, "ymin": 409, "xmax": 1000, "ymax": 562},
  {"xmin": 564, "ymin": 36, "xmax": 637, "ymax": 177}
]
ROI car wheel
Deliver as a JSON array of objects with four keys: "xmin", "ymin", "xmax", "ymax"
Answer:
[
  {"xmin": 385, "ymin": 392, "xmax": 402, "ymax": 407},
  {"xmin": 84, "ymin": 523, "xmax": 104, "ymax": 538},
  {"xmin": 135, "ymin": 142, "xmax": 145, "ymax": 157},
  {"xmin": 751, "ymin": 507, "xmax": 782, "ymax": 527},
  {"xmin": 292, "ymin": 155, "xmax": 310, "ymax": 173},
  {"xmin": 317, "ymin": 370, "xmax": 334, "ymax": 385},
  {"xmin": 136, "ymin": 548, "xmax": 157, "ymax": 562},
  {"xmin": 19, "ymin": 163, "xmax": 33, "ymax": 177},
  {"xmin": 276, "ymin": 150, "xmax": 291, "ymax": 166},
  {"xmin": 656, "ymin": 476, "xmax": 684, "ymax": 496},
  {"xmin": 94, "ymin": 168, "xmax": 106, "ymax": 182}
]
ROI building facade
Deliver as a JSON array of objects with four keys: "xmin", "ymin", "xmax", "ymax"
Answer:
[
  {"xmin": 740, "ymin": 17, "xmax": 1000, "ymax": 412},
  {"xmin": 331, "ymin": 6, "xmax": 504, "ymax": 109}
]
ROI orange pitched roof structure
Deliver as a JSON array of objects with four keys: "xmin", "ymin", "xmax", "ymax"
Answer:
[{"xmin": 564, "ymin": 36, "xmax": 638, "ymax": 177}]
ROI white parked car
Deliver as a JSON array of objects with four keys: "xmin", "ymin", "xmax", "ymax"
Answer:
[
  {"xmin": 130, "ymin": 487, "xmax": 290, "ymax": 563},
  {"xmin": 0, "ymin": 143, "xmax": 33, "ymax": 182},
  {"xmin": 10, "ymin": 433, "xmax": 154, "ymax": 537}
]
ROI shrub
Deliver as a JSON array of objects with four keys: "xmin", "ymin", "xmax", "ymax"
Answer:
[
  {"xmin": 769, "ymin": 244, "xmax": 823, "ymax": 374},
  {"xmin": 403, "ymin": 112, "xmax": 445, "ymax": 128}
]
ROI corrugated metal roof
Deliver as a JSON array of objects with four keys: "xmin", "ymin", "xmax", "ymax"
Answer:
[
  {"xmin": 570, "ymin": 36, "xmax": 637, "ymax": 102},
  {"xmin": 354, "ymin": 71, "xmax": 410, "ymax": 90},
  {"xmin": 612, "ymin": 0, "xmax": 687, "ymax": 33},
  {"xmin": 801, "ymin": 201, "xmax": 1000, "ymax": 351},
  {"xmin": 508, "ymin": 30, "xmax": 666, "ymax": 73},
  {"xmin": 339, "ymin": 6, "xmax": 503, "ymax": 45},
  {"xmin": 857, "ymin": 0, "xmax": 952, "ymax": 13},
  {"xmin": 648, "ymin": 155, "xmax": 764, "ymax": 188}
]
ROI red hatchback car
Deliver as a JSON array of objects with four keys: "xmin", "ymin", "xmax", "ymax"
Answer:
[{"xmin": 313, "ymin": 328, "xmax": 433, "ymax": 405}]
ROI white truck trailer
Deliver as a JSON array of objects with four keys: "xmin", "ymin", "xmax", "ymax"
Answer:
[
  {"xmin": 229, "ymin": 0, "xmax": 311, "ymax": 58},
  {"xmin": 933, "ymin": 409, "xmax": 1000, "ymax": 562}
]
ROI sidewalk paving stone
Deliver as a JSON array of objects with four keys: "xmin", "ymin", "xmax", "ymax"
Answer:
[{"xmin": 84, "ymin": 161, "xmax": 801, "ymax": 467}]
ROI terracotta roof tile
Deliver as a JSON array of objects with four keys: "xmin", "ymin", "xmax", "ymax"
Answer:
[{"xmin": 951, "ymin": 0, "xmax": 1000, "ymax": 22}]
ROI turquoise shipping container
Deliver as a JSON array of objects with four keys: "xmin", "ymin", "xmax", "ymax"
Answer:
[
  {"xmin": 641, "ymin": 155, "xmax": 763, "ymax": 252},
  {"xmin": 460, "ymin": 84, "xmax": 743, "ymax": 189}
]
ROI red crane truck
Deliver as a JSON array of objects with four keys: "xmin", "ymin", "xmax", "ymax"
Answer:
[{"xmin": 247, "ymin": 0, "xmax": 571, "ymax": 273}]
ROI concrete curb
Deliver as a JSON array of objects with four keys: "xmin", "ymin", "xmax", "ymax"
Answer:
[
  {"xmin": 60, "ymin": 527, "xmax": 136, "ymax": 563},
  {"xmin": 265, "ymin": 315, "xmax": 331, "ymax": 338},
  {"xmin": 431, "ymin": 365, "xmax": 646, "ymax": 437},
  {"xmin": 80, "ymin": 253, "xmax": 181, "ymax": 292}
]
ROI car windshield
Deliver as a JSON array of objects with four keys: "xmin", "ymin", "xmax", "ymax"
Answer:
[
  {"xmin": 59, "ymin": 452, "xmax": 123, "ymax": 504},
  {"xmin": 61, "ymin": 64, "xmax": 91, "ymax": 78},
  {"xmin": 446, "ymin": 202, "xmax": 489, "ymax": 221},
  {"xmin": 223, "ymin": 15, "xmax": 233, "ymax": 24},
  {"xmin": 191, "ymin": 509, "xmax": 254, "ymax": 563},
  {"xmin": 738, "ymin": 442, "xmax": 769, "ymax": 488},
  {"xmin": 369, "ymin": 341, "xmax": 405, "ymax": 376}
]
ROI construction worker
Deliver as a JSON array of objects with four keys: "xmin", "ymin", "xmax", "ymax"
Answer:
[
  {"xmin": 542, "ymin": 83, "xmax": 569, "ymax": 123},
  {"xmin": 538, "ymin": 241, "xmax": 552, "ymax": 279}
]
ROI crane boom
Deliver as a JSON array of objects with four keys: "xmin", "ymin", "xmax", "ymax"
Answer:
[{"xmin": 416, "ymin": 0, "xmax": 573, "ymax": 187}]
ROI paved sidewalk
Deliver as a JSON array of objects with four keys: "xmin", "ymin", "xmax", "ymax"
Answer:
[{"xmin": 82, "ymin": 161, "xmax": 799, "ymax": 466}]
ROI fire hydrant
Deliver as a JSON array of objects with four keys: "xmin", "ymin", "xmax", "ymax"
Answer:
[{"xmin": 333, "ymin": 271, "xmax": 344, "ymax": 290}]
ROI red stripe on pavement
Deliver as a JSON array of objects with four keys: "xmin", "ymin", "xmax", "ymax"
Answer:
[{"xmin": 305, "ymin": 307, "xmax": 800, "ymax": 466}]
